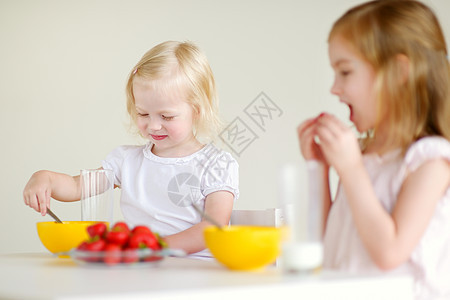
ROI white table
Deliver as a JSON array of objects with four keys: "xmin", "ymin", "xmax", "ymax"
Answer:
[{"xmin": 0, "ymin": 253, "xmax": 413, "ymax": 300}]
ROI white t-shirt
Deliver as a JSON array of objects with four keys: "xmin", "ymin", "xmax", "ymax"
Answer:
[
  {"xmin": 101, "ymin": 143, "xmax": 239, "ymax": 258},
  {"xmin": 323, "ymin": 136, "xmax": 450, "ymax": 300}
]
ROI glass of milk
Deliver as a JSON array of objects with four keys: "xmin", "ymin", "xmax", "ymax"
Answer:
[{"xmin": 278, "ymin": 160, "xmax": 324, "ymax": 273}]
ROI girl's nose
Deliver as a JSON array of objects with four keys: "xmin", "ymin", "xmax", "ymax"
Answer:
[
  {"xmin": 148, "ymin": 117, "xmax": 162, "ymax": 131},
  {"xmin": 330, "ymin": 79, "xmax": 341, "ymax": 96}
]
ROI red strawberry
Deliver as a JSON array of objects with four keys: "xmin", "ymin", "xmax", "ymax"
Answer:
[
  {"xmin": 86, "ymin": 222, "xmax": 107, "ymax": 238},
  {"xmin": 106, "ymin": 222, "xmax": 131, "ymax": 246},
  {"xmin": 131, "ymin": 225, "xmax": 152, "ymax": 236},
  {"xmin": 112, "ymin": 222, "xmax": 130, "ymax": 234},
  {"xmin": 76, "ymin": 237, "xmax": 106, "ymax": 262},
  {"xmin": 104, "ymin": 243, "xmax": 122, "ymax": 265},
  {"xmin": 84, "ymin": 236, "xmax": 106, "ymax": 251},
  {"xmin": 128, "ymin": 231, "xmax": 161, "ymax": 250},
  {"xmin": 77, "ymin": 241, "xmax": 89, "ymax": 251}
]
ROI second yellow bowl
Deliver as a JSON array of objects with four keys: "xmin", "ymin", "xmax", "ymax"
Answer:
[{"xmin": 204, "ymin": 225, "xmax": 282, "ymax": 271}]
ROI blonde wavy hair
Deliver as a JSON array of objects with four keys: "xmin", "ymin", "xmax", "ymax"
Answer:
[
  {"xmin": 329, "ymin": 0, "xmax": 450, "ymax": 153},
  {"xmin": 126, "ymin": 41, "xmax": 222, "ymax": 142}
]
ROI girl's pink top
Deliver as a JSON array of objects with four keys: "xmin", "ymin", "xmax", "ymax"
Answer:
[{"xmin": 323, "ymin": 136, "xmax": 450, "ymax": 300}]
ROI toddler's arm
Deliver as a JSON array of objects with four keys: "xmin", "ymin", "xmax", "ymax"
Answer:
[
  {"xmin": 23, "ymin": 170, "xmax": 81, "ymax": 216},
  {"xmin": 162, "ymin": 190, "xmax": 234, "ymax": 254}
]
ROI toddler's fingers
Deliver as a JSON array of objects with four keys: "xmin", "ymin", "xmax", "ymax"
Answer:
[
  {"xmin": 23, "ymin": 192, "xmax": 29, "ymax": 206},
  {"xmin": 37, "ymin": 191, "xmax": 49, "ymax": 216},
  {"xmin": 23, "ymin": 187, "xmax": 34, "ymax": 206},
  {"xmin": 28, "ymin": 195, "xmax": 41, "ymax": 212}
]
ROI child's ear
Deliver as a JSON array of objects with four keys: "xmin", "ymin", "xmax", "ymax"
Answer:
[
  {"xmin": 191, "ymin": 104, "xmax": 201, "ymax": 126},
  {"xmin": 395, "ymin": 54, "xmax": 410, "ymax": 85},
  {"xmin": 192, "ymin": 104, "xmax": 200, "ymax": 120}
]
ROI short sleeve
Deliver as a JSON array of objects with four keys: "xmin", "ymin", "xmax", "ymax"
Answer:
[
  {"xmin": 404, "ymin": 137, "xmax": 450, "ymax": 173},
  {"xmin": 101, "ymin": 145, "xmax": 140, "ymax": 187},
  {"xmin": 201, "ymin": 151, "xmax": 239, "ymax": 200}
]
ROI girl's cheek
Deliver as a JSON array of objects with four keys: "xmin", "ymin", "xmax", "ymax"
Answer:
[
  {"xmin": 136, "ymin": 120, "xmax": 146, "ymax": 132},
  {"xmin": 167, "ymin": 125, "xmax": 184, "ymax": 138}
]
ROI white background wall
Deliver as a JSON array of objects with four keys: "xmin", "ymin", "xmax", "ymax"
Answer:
[{"xmin": 1, "ymin": 0, "xmax": 449, "ymax": 254}]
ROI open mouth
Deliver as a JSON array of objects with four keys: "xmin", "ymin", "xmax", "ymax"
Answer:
[{"xmin": 348, "ymin": 105, "xmax": 354, "ymax": 122}]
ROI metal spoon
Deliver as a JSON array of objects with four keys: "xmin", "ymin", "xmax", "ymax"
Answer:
[
  {"xmin": 47, "ymin": 207, "xmax": 63, "ymax": 223},
  {"xmin": 192, "ymin": 204, "xmax": 223, "ymax": 230}
]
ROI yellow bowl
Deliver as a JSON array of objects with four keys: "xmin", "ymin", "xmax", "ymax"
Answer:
[
  {"xmin": 204, "ymin": 225, "xmax": 282, "ymax": 271},
  {"xmin": 37, "ymin": 221, "xmax": 102, "ymax": 255}
]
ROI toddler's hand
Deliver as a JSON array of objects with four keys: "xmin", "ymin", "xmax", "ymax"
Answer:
[
  {"xmin": 314, "ymin": 113, "xmax": 362, "ymax": 176},
  {"xmin": 23, "ymin": 170, "xmax": 52, "ymax": 216}
]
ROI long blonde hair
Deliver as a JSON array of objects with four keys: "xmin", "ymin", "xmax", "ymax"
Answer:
[
  {"xmin": 126, "ymin": 41, "xmax": 222, "ymax": 141},
  {"xmin": 329, "ymin": 0, "xmax": 450, "ymax": 153}
]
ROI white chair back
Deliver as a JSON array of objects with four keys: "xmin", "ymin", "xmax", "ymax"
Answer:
[{"xmin": 230, "ymin": 208, "xmax": 285, "ymax": 227}]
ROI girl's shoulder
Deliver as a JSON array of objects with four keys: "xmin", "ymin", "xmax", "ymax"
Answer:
[
  {"xmin": 191, "ymin": 144, "xmax": 239, "ymax": 172},
  {"xmin": 200, "ymin": 143, "xmax": 238, "ymax": 163},
  {"xmin": 107, "ymin": 144, "xmax": 147, "ymax": 160},
  {"xmin": 404, "ymin": 136, "xmax": 450, "ymax": 171}
]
